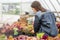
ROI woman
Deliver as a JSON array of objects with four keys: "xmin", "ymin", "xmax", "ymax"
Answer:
[{"xmin": 31, "ymin": 1, "xmax": 58, "ymax": 38}]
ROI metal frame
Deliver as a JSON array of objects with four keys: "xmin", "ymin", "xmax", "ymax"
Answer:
[
  {"xmin": 42, "ymin": 0, "xmax": 51, "ymax": 10},
  {"xmin": 49, "ymin": 0, "xmax": 60, "ymax": 19},
  {"xmin": 0, "ymin": 0, "xmax": 60, "ymax": 22}
]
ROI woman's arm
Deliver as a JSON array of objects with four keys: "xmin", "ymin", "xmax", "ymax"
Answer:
[{"xmin": 34, "ymin": 15, "xmax": 40, "ymax": 33}]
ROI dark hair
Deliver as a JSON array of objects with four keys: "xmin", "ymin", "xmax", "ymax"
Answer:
[
  {"xmin": 25, "ymin": 12, "xmax": 29, "ymax": 15},
  {"xmin": 31, "ymin": 1, "xmax": 46, "ymax": 12},
  {"xmin": 18, "ymin": 19, "xmax": 20, "ymax": 22}
]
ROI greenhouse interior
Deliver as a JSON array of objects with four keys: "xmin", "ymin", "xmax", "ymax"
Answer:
[{"xmin": 0, "ymin": 0, "xmax": 60, "ymax": 40}]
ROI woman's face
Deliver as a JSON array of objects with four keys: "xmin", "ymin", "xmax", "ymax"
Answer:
[{"xmin": 32, "ymin": 8, "xmax": 37, "ymax": 13}]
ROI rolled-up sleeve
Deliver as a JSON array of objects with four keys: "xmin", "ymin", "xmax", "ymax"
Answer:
[
  {"xmin": 41, "ymin": 14, "xmax": 52, "ymax": 28},
  {"xmin": 41, "ymin": 13, "xmax": 58, "ymax": 36},
  {"xmin": 41, "ymin": 14, "xmax": 52, "ymax": 34}
]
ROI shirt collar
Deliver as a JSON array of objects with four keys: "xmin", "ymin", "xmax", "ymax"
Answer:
[{"xmin": 35, "ymin": 11, "xmax": 41, "ymax": 15}]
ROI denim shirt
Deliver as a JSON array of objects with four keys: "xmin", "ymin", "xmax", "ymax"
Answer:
[{"xmin": 34, "ymin": 10, "xmax": 58, "ymax": 37}]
